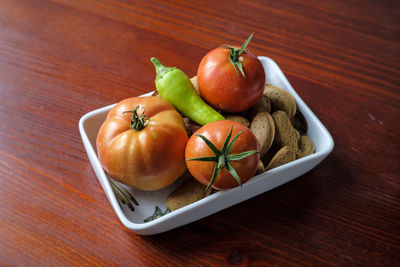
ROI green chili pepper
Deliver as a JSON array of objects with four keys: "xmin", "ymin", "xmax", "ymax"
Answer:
[{"xmin": 151, "ymin": 57, "xmax": 225, "ymax": 125}]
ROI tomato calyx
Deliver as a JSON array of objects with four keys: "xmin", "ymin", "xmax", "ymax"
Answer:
[
  {"xmin": 123, "ymin": 106, "xmax": 149, "ymax": 131},
  {"xmin": 187, "ymin": 126, "xmax": 259, "ymax": 191},
  {"xmin": 221, "ymin": 33, "xmax": 254, "ymax": 77}
]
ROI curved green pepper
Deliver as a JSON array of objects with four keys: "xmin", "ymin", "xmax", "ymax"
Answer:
[{"xmin": 151, "ymin": 57, "xmax": 224, "ymax": 125}]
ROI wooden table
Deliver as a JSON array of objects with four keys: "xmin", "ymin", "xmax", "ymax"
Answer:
[{"xmin": 1, "ymin": 0, "xmax": 399, "ymax": 266}]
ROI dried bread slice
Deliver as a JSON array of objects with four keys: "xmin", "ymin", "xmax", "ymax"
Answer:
[
  {"xmin": 272, "ymin": 110, "xmax": 299, "ymax": 151},
  {"xmin": 166, "ymin": 178, "xmax": 210, "ymax": 211},
  {"xmin": 266, "ymin": 146, "xmax": 296, "ymax": 170},
  {"xmin": 225, "ymin": 115, "xmax": 250, "ymax": 128},
  {"xmin": 297, "ymin": 135, "xmax": 315, "ymax": 159},
  {"xmin": 250, "ymin": 112, "xmax": 275, "ymax": 157},
  {"xmin": 248, "ymin": 95, "xmax": 271, "ymax": 120},
  {"xmin": 264, "ymin": 84, "xmax": 296, "ymax": 118}
]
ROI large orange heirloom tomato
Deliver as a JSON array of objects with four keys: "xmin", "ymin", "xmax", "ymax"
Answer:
[
  {"xmin": 96, "ymin": 96, "xmax": 189, "ymax": 191},
  {"xmin": 185, "ymin": 120, "xmax": 260, "ymax": 190}
]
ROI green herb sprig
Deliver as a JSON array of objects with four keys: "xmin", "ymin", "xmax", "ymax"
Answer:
[
  {"xmin": 108, "ymin": 175, "xmax": 138, "ymax": 211},
  {"xmin": 144, "ymin": 206, "xmax": 171, "ymax": 222}
]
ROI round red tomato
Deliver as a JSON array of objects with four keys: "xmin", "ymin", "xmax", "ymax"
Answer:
[
  {"xmin": 197, "ymin": 37, "xmax": 265, "ymax": 113},
  {"xmin": 185, "ymin": 120, "xmax": 260, "ymax": 190},
  {"xmin": 96, "ymin": 96, "xmax": 188, "ymax": 191}
]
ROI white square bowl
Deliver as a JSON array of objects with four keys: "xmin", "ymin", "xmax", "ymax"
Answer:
[{"xmin": 79, "ymin": 57, "xmax": 334, "ymax": 235}]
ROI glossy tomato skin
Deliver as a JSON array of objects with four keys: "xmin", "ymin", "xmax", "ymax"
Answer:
[
  {"xmin": 185, "ymin": 120, "xmax": 260, "ymax": 190},
  {"xmin": 96, "ymin": 96, "xmax": 188, "ymax": 191},
  {"xmin": 197, "ymin": 47, "xmax": 265, "ymax": 113}
]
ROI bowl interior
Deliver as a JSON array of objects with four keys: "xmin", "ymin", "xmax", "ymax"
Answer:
[{"xmin": 79, "ymin": 57, "xmax": 333, "ymax": 228}]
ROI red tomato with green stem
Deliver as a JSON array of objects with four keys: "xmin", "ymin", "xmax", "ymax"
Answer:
[
  {"xmin": 185, "ymin": 120, "xmax": 260, "ymax": 190},
  {"xmin": 197, "ymin": 33, "xmax": 265, "ymax": 113}
]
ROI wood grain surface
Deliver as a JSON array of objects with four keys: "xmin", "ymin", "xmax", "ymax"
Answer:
[{"xmin": 1, "ymin": 0, "xmax": 399, "ymax": 266}]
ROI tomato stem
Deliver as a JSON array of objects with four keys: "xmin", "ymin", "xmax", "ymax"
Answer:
[
  {"xmin": 123, "ymin": 106, "xmax": 149, "ymax": 131},
  {"xmin": 221, "ymin": 33, "xmax": 254, "ymax": 77},
  {"xmin": 217, "ymin": 155, "xmax": 226, "ymax": 169}
]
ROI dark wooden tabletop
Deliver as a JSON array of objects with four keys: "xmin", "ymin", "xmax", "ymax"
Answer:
[{"xmin": 1, "ymin": 0, "xmax": 399, "ymax": 266}]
